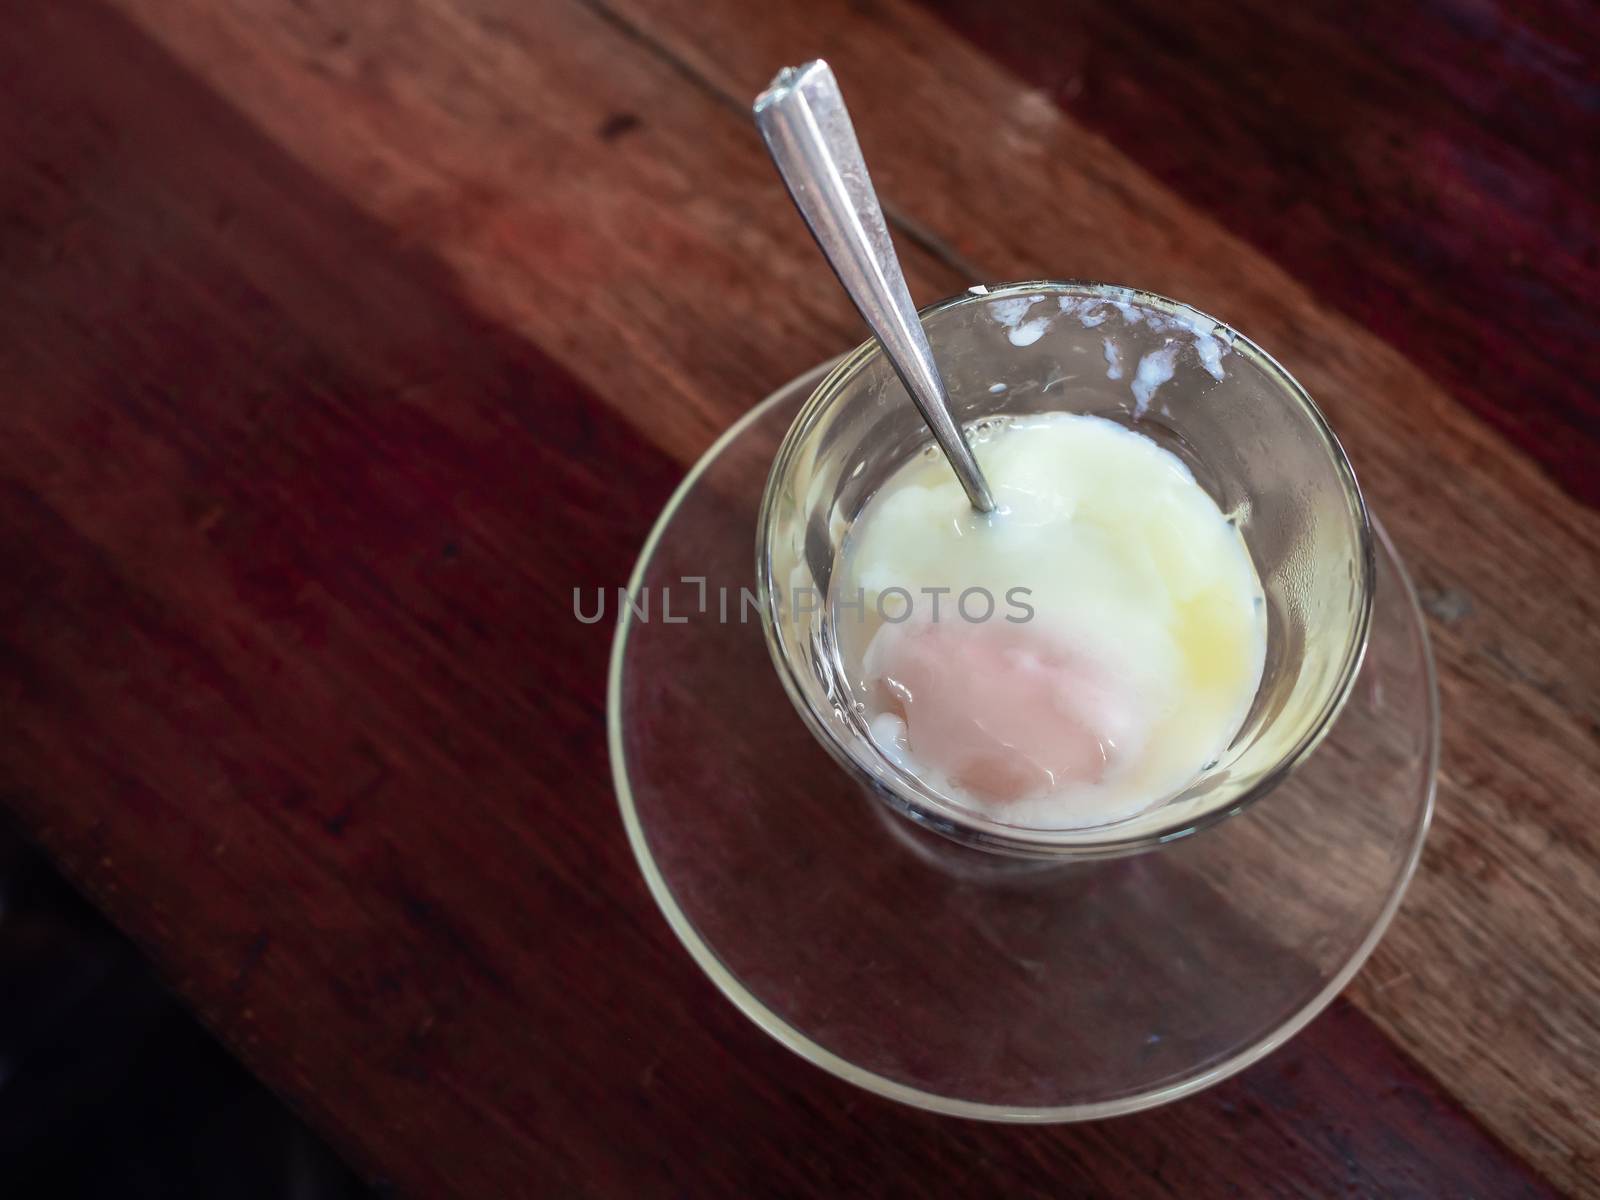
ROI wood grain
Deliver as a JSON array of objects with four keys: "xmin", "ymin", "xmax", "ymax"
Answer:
[
  {"xmin": 0, "ymin": 0, "xmax": 1593, "ymax": 1195},
  {"xmin": 85, "ymin": 0, "xmax": 967, "ymax": 470},
  {"xmin": 921, "ymin": 0, "xmax": 1600, "ymax": 508}
]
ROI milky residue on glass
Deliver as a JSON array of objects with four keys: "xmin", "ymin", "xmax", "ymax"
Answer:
[
  {"xmin": 1103, "ymin": 338, "xmax": 1124, "ymax": 381},
  {"xmin": 989, "ymin": 291, "xmax": 1235, "ymax": 415},
  {"xmin": 989, "ymin": 294, "xmax": 1052, "ymax": 347}
]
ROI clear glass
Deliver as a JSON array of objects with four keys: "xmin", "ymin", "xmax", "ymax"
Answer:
[
  {"xmin": 759, "ymin": 282, "xmax": 1374, "ymax": 856},
  {"xmin": 609, "ymin": 362, "xmax": 1435, "ymax": 1117}
]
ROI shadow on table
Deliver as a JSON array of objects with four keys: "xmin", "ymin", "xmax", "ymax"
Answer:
[{"xmin": 0, "ymin": 817, "xmax": 378, "ymax": 1199}]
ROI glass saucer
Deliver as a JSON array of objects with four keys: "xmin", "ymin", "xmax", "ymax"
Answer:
[{"xmin": 609, "ymin": 363, "xmax": 1437, "ymax": 1120}]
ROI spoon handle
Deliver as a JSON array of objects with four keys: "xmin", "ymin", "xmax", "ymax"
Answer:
[{"xmin": 754, "ymin": 61, "xmax": 996, "ymax": 513}]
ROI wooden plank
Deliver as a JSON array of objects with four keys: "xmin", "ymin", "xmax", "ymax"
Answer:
[
  {"xmin": 919, "ymin": 0, "xmax": 1600, "ymax": 508},
  {"xmin": 68, "ymin": 0, "xmax": 968, "ymax": 468},
  {"xmin": 0, "ymin": 5, "xmax": 684, "ymax": 1194},
  {"xmin": 0, "ymin": 0, "xmax": 1585, "ymax": 1195}
]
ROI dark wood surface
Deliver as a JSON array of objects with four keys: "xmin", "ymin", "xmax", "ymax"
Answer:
[
  {"xmin": 924, "ymin": 0, "xmax": 1600, "ymax": 507},
  {"xmin": 1, "ymin": 1, "xmax": 1595, "ymax": 1196}
]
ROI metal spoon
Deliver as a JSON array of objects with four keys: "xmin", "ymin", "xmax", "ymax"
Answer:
[{"xmin": 754, "ymin": 60, "xmax": 997, "ymax": 513}]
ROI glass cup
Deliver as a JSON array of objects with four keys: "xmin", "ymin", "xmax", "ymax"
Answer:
[{"xmin": 758, "ymin": 281, "xmax": 1374, "ymax": 858}]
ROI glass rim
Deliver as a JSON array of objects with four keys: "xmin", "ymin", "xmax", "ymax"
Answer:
[{"xmin": 756, "ymin": 280, "xmax": 1377, "ymax": 858}]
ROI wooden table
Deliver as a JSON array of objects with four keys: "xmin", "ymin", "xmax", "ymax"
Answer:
[{"xmin": 2, "ymin": 1, "xmax": 1595, "ymax": 1195}]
